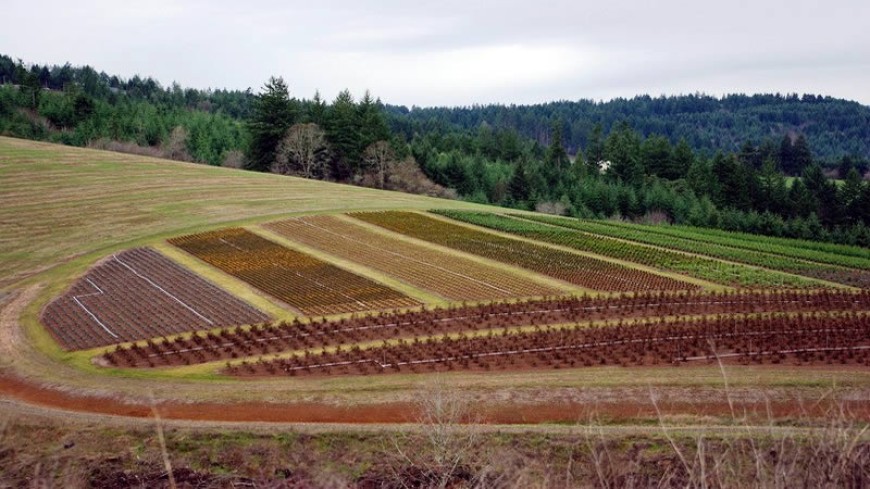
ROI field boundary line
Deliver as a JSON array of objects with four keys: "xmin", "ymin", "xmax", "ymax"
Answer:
[
  {"xmin": 72, "ymin": 278, "xmax": 118, "ymax": 339},
  {"xmin": 112, "ymin": 253, "xmax": 214, "ymax": 325}
]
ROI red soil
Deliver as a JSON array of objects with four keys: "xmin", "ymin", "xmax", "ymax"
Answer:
[{"xmin": 3, "ymin": 372, "xmax": 869, "ymax": 425}]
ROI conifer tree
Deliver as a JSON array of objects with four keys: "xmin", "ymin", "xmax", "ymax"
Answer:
[{"xmin": 245, "ymin": 76, "xmax": 297, "ymax": 172}]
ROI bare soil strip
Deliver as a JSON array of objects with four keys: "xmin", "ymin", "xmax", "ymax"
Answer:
[{"xmin": 3, "ymin": 373, "xmax": 870, "ymax": 424}]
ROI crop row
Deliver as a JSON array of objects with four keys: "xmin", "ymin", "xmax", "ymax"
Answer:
[
  {"xmin": 264, "ymin": 216, "xmax": 560, "ymax": 301},
  {"xmin": 41, "ymin": 248, "xmax": 270, "ymax": 350},
  {"xmin": 228, "ymin": 313, "xmax": 870, "ymax": 377},
  {"xmin": 436, "ymin": 211, "xmax": 818, "ymax": 289},
  {"xmin": 616, "ymin": 219, "xmax": 870, "ymax": 264},
  {"xmin": 349, "ymin": 211, "xmax": 696, "ymax": 292},
  {"xmin": 102, "ymin": 289, "xmax": 870, "ymax": 367},
  {"xmin": 168, "ymin": 228, "xmax": 421, "ymax": 316},
  {"xmin": 513, "ymin": 213, "xmax": 870, "ymax": 289}
]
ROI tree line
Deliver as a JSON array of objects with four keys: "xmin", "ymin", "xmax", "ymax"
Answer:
[
  {"xmin": 411, "ymin": 120, "xmax": 870, "ymax": 246},
  {"xmin": 2, "ymin": 53, "xmax": 869, "ymax": 245},
  {"xmin": 386, "ymin": 93, "xmax": 870, "ymax": 163}
]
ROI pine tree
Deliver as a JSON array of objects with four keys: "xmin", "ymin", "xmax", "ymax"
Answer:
[
  {"xmin": 671, "ymin": 138, "xmax": 695, "ymax": 180},
  {"xmin": 544, "ymin": 119, "xmax": 569, "ymax": 188},
  {"xmin": 508, "ymin": 160, "xmax": 532, "ymax": 205},
  {"xmin": 325, "ymin": 89, "xmax": 361, "ymax": 179},
  {"xmin": 585, "ymin": 123, "xmax": 605, "ymax": 173},
  {"xmin": 640, "ymin": 134, "xmax": 673, "ymax": 179},
  {"xmin": 792, "ymin": 134, "xmax": 813, "ymax": 175},
  {"xmin": 779, "ymin": 135, "xmax": 795, "ymax": 175},
  {"xmin": 840, "ymin": 167, "xmax": 864, "ymax": 222},
  {"xmin": 245, "ymin": 77, "xmax": 297, "ymax": 172},
  {"xmin": 604, "ymin": 123, "xmax": 643, "ymax": 186}
]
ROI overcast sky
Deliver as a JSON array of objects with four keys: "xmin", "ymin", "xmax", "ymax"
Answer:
[{"xmin": 4, "ymin": 0, "xmax": 869, "ymax": 106}]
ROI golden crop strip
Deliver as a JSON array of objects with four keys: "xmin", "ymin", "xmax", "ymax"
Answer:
[{"xmin": 168, "ymin": 228, "xmax": 420, "ymax": 316}]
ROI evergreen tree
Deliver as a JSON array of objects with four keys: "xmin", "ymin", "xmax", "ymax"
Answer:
[
  {"xmin": 671, "ymin": 138, "xmax": 695, "ymax": 180},
  {"xmin": 245, "ymin": 76, "xmax": 297, "ymax": 172},
  {"xmin": 738, "ymin": 141, "xmax": 762, "ymax": 169},
  {"xmin": 757, "ymin": 158, "xmax": 789, "ymax": 214},
  {"xmin": 687, "ymin": 157, "xmax": 714, "ymax": 197},
  {"xmin": 778, "ymin": 135, "xmax": 795, "ymax": 175},
  {"xmin": 585, "ymin": 123, "xmax": 605, "ymax": 172},
  {"xmin": 508, "ymin": 160, "xmax": 532, "ymax": 205},
  {"xmin": 604, "ymin": 123, "xmax": 643, "ymax": 186},
  {"xmin": 840, "ymin": 167, "xmax": 864, "ymax": 222},
  {"xmin": 325, "ymin": 89, "xmax": 361, "ymax": 179},
  {"xmin": 544, "ymin": 119, "xmax": 569, "ymax": 188},
  {"xmin": 792, "ymin": 134, "xmax": 813, "ymax": 175},
  {"xmin": 788, "ymin": 179, "xmax": 817, "ymax": 218},
  {"xmin": 640, "ymin": 134, "xmax": 673, "ymax": 179},
  {"xmin": 357, "ymin": 90, "xmax": 389, "ymax": 151},
  {"xmin": 307, "ymin": 90, "xmax": 327, "ymax": 126}
]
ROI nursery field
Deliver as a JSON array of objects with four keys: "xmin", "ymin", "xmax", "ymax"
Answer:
[
  {"xmin": 41, "ymin": 247, "xmax": 269, "ymax": 350},
  {"xmin": 436, "ymin": 211, "xmax": 823, "ymax": 288},
  {"xmin": 350, "ymin": 211, "xmax": 698, "ymax": 291},
  {"xmin": 3, "ymin": 138, "xmax": 870, "ymax": 432},
  {"xmin": 514, "ymin": 213, "xmax": 870, "ymax": 288},
  {"xmin": 168, "ymin": 227, "xmax": 421, "ymax": 316},
  {"xmin": 102, "ymin": 289, "xmax": 870, "ymax": 370},
  {"xmin": 264, "ymin": 215, "xmax": 563, "ymax": 301}
]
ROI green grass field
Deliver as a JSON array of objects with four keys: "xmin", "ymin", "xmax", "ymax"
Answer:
[{"xmin": 0, "ymin": 136, "xmax": 491, "ymax": 290}]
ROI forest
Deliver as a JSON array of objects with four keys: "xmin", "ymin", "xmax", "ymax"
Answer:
[{"xmin": 2, "ymin": 53, "xmax": 870, "ymax": 246}]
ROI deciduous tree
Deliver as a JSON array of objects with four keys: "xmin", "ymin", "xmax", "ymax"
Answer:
[{"xmin": 273, "ymin": 123, "xmax": 329, "ymax": 179}]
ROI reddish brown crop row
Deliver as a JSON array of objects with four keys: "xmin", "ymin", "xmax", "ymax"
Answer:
[
  {"xmin": 168, "ymin": 227, "xmax": 421, "ymax": 316},
  {"xmin": 230, "ymin": 313, "xmax": 870, "ymax": 377},
  {"xmin": 102, "ymin": 289, "xmax": 870, "ymax": 368},
  {"xmin": 41, "ymin": 248, "xmax": 270, "ymax": 350},
  {"xmin": 349, "ymin": 211, "xmax": 697, "ymax": 292},
  {"xmin": 264, "ymin": 215, "xmax": 561, "ymax": 301}
]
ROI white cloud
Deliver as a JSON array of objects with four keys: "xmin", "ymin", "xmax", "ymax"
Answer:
[{"xmin": 2, "ymin": 0, "xmax": 869, "ymax": 105}]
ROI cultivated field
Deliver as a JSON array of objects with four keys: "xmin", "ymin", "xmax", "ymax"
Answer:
[
  {"xmin": 351, "ymin": 211, "xmax": 698, "ymax": 291},
  {"xmin": 264, "ymin": 215, "xmax": 564, "ymax": 301},
  {"xmin": 41, "ymin": 247, "xmax": 269, "ymax": 350},
  {"xmin": 437, "ymin": 210, "xmax": 823, "ymax": 288},
  {"xmin": 2, "ymin": 137, "xmax": 870, "ymax": 437},
  {"xmin": 168, "ymin": 227, "xmax": 421, "ymax": 315},
  {"xmin": 518, "ymin": 212, "xmax": 870, "ymax": 288},
  {"xmin": 102, "ymin": 289, "xmax": 870, "ymax": 370}
]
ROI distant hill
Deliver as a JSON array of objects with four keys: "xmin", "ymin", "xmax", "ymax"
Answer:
[{"xmin": 386, "ymin": 94, "xmax": 870, "ymax": 160}]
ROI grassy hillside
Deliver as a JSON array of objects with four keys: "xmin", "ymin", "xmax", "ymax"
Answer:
[{"xmin": 0, "ymin": 136, "xmax": 487, "ymax": 289}]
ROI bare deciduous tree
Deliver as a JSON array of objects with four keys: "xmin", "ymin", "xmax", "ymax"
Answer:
[
  {"xmin": 363, "ymin": 140, "xmax": 396, "ymax": 189},
  {"xmin": 273, "ymin": 123, "xmax": 328, "ymax": 178}
]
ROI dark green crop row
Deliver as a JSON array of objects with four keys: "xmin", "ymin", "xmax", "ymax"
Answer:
[
  {"xmin": 593, "ymin": 219, "xmax": 870, "ymax": 270},
  {"xmin": 513, "ymin": 214, "xmax": 870, "ymax": 289},
  {"xmin": 434, "ymin": 211, "xmax": 819, "ymax": 290}
]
